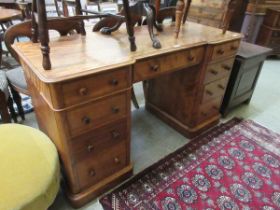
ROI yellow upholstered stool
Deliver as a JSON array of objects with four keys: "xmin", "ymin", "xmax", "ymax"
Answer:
[{"xmin": 0, "ymin": 124, "xmax": 60, "ymax": 210}]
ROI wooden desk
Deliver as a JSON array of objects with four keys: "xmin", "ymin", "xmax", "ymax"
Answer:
[{"xmin": 13, "ymin": 22, "xmax": 242, "ymax": 207}]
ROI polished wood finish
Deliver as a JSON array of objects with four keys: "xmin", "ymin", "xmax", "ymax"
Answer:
[
  {"xmin": 174, "ymin": 0, "xmax": 185, "ymax": 38},
  {"xmin": 13, "ymin": 22, "xmax": 242, "ymax": 207},
  {"xmin": 188, "ymin": 0, "xmax": 245, "ymax": 32},
  {"xmin": 220, "ymin": 0, "xmax": 239, "ymax": 34},
  {"xmin": 246, "ymin": 0, "xmax": 280, "ymax": 14},
  {"xmin": 221, "ymin": 41, "xmax": 272, "ymax": 116},
  {"xmin": 0, "ymin": 7, "xmax": 21, "ymax": 22},
  {"xmin": 256, "ymin": 9, "xmax": 280, "ymax": 55}
]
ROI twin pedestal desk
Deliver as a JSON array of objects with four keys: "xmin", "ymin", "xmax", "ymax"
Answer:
[{"xmin": 14, "ymin": 22, "xmax": 242, "ymax": 207}]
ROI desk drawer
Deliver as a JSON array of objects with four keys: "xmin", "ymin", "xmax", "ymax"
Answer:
[
  {"xmin": 202, "ymin": 77, "xmax": 228, "ymax": 104},
  {"xmin": 197, "ymin": 97, "xmax": 222, "ymax": 123},
  {"xmin": 133, "ymin": 47, "xmax": 203, "ymax": 82},
  {"xmin": 76, "ymin": 141, "xmax": 127, "ymax": 190},
  {"xmin": 204, "ymin": 58, "xmax": 234, "ymax": 84},
  {"xmin": 62, "ymin": 68, "xmax": 130, "ymax": 107},
  {"xmin": 211, "ymin": 41, "xmax": 239, "ymax": 61},
  {"xmin": 71, "ymin": 120, "xmax": 127, "ymax": 162},
  {"xmin": 66, "ymin": 92, "xmax": 127, "ymax": 137}
]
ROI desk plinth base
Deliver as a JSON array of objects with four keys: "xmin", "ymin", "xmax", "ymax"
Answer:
[
  {"xmin": 146, "ymin": 102, "xmax": 220, "ymax": 139},
  {"xmin": 65, "ymin": 164, "xmax": 133, "ymax": 208}
]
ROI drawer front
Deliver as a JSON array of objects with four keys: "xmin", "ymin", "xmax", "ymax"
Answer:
[
  {"xmin": 264, "ymin": 10, "xmax": 280, "ymax": 27},
  {"xmin": 67, "ymin": 92, "xmax": 127, "ymax": 137},
  {"xmin": 133, "ymin": 47, "xmax": 204, "ymax": 82},
  {"xmin": 204, "ymin": 58, "xmax": 234, "ymax": 84},
  {"xmin": 76, "ymin": 141, "xmax": 127, "ymax": 190},
  {"xmin": 197, "ymin": 97, "xmax": 222, "ymax": 123},
  {"xmin": 62, "ymin": 68, "xmax": 130, "ymax": 107},
  {"xmin": 202, "ymin": 77, "xmax": 228, "ymax": 104},
  {"xmin": 211, "ymin": 41, "xmax": 239, "ymax": 61},
  {"xmin": 71, "ymin": 120, "xmax": 127, "ymax": 162}
]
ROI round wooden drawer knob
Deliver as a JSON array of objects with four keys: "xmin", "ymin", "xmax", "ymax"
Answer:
[
  {"xmin": 222, "ymin": 65, "xmax": 231, "ymax": 71},
  {"xmin": 231, "ymin": 46, "xmax": 238, "ymax": 50},
  {"xmin": 188, "ymin": 55, "xmax": 195, "ymax": 61},
  {"xmin": 210, "ymin": 69, "xmax": 218, "ymax": 75},
  {"xmin": 82, "ymin": 116, "xmax": 91, "ymax": 125},
  {"xmin": 111, "ymin": 107, "xmax": 120, "ymax": 114},
  {"xmin": 218, "ymin": 84, "xmax": 225, "ymax": 90},
  {"xmin": 150, "ymin": 65, "xmax": 159, "ymax": 72},
  {"xmin": 114, "ymin": 157, "xmax": 120, "ymax": 164},
  {"xmin": 79, "ymin": 87, "xmax": 88, "ymax": 96},
  {"xmin": 202, "ymin": 111, "xmax": 208, "ymax": 116},
  {"xmin": 87, "ymin": 145, "xmax": 94, "ymax": 152},
  {"xmin": 89, "ymin": 169, "xmax": 96, "ymax": 177},
  {"xmin": 110, "ymin": 79, "xmax": 119, "ymax": 86},
  {"xmin": 217, "ymin": 49, "xmax": 225, "ymax": 55},
  {"xmin": 111, "ymin": 131, "xmax": 120, "ymax": 139},
  {"xmin": 206, "ymin": 90, "xmax": 213, "ymax": 96}
]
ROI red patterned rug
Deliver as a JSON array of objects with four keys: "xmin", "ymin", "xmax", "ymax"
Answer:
[{"xmin": 100, "ymin": 119, "xmax": 280, "ymax": 210}]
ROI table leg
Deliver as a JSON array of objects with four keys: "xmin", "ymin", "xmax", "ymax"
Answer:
[
  {"xmin": 122, "ymin": 0, "xmax": 137, "ymax": 51},
  {"xmin": 75, "ymin": 0, "xmax": 86, "ymax": 35},
  {"xmin": 36, "ymin": 0, "xmax": 51, "ymax": 70}
]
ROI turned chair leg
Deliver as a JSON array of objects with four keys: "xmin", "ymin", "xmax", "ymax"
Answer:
[
  {"xmin": 0, "ymin": 92, "xmax": 11, "ymax": 123},
  {"xmin": 7, "ymin": 96, "xmax": 18, "ymax": 123},
  {"xmin": 131, "ymin": 87, "xmax": 139, "ymax": 109},
  {"xmin": 10, "ymin": 87, "xmax": 25, "ymax": 121}
]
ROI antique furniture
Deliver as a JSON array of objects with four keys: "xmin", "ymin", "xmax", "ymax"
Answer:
[
  {"xmin": 16, "ymin": 0, "xmax": 32, "ymax": 19},
  {"xmin": 256, "ymin": 8, "xmax": 280, "ymax": 55},
  {"xmin": 242, "ymin": 0, "xmax": 280, "ymax": 43},
  {"xmin": 30, "ymin": 0, "xmax": 136, "ymax": 70},
  {"xmin": 13, "ymin": 21, "xmax": 242, "ymax": 207},
  {"xmin": 0, "ymin": 70, "xmax": 17, "ymax": 122},
  {"xmin": 0, "ymin": 7, "xmax": 21, "ymax": 23},
  {"xmin": 0, "ymin": 124, "xmax": 60, "ymax": 210},
  {"xmin": 220, "ymin": 41, "xmax": 272, "ymax": 116},
  {"xmin": 93, "ymin": 0, "xmax": 168, "ymax": 49},
  {"xmin": 188, "ymin": 0, "xmax": 247, "ymax": 32},
  {"xmin": 0, "ymin": 7, "xmax": 21, "ymax": 68},
  {"xmin": 3, "ymin": 18, "xmax": 94, "ymax": 121}
]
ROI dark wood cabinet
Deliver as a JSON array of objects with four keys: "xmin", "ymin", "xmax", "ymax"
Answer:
[
  {"xmin": 256, "ymin": 8, "xmax": 280, "ymax": 55},
  {"xmin": 220, "ymin": 41, "xmax": 272, "ymax": 116}
]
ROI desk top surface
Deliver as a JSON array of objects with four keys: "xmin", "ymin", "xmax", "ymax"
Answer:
[{"xmin": 14, "ymin": 21, "xmax": 242, "ymax": 83}]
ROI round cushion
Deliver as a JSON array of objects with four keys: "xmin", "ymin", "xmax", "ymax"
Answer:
[{"xmin": 0, "ymin": 124, "xmax": 60, "ymax": 210}]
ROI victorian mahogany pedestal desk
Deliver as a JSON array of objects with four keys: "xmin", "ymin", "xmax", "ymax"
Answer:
[{"xmin": 13, "ymin": 22, "xmax": 242, "ymax": 207}]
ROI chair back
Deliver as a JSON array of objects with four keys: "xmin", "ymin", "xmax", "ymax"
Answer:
[{"xmin": 4, "ymin": 18, "xmax": 81, "ymax": 62}]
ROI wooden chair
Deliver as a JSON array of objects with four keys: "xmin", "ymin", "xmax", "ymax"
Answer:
[
  {"xmin": 3, "ymin": 18, "xmax": 82, "ymax": 121},
  {"xmin": 0, "ymin": 70, "xmax": 17, "ymax": 123}
]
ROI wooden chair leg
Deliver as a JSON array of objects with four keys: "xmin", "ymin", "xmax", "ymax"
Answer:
[
  {"xmin": 131, "ymin": 87, "xmax": 140, "ymax": 109},
  {"xmin": 10, "ymin": 87, "xmax": 25, "ymax": 120},
  {"xmin": 0, "ymin": 92, "xmax": 11, "ymax": 123},
  {"xmin": 7, "ymin": 96, "xmax": 18, "ymax": 123}
]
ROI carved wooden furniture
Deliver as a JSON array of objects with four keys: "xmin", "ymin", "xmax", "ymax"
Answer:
[
  {"xmin": 16, "ymin": 0, "xmax": 32, "ymax": 19},
  {"xmin": 13, "ymin": 22, "xmax": 242, "ymax": 207},
  {"xmin": 93, "ymin": 0, "xmax": 164, "ymax": 49},
  {"xmin": 31, "ymin": 0, "xmax": 136, "ymax": 71},
  {"xmin": 256, "ymin": 8, "xmax": 280, "ymax": 55},
  {"xmin": 220, "ymin": 41, "xmax": 272, "ymax": 116}
]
